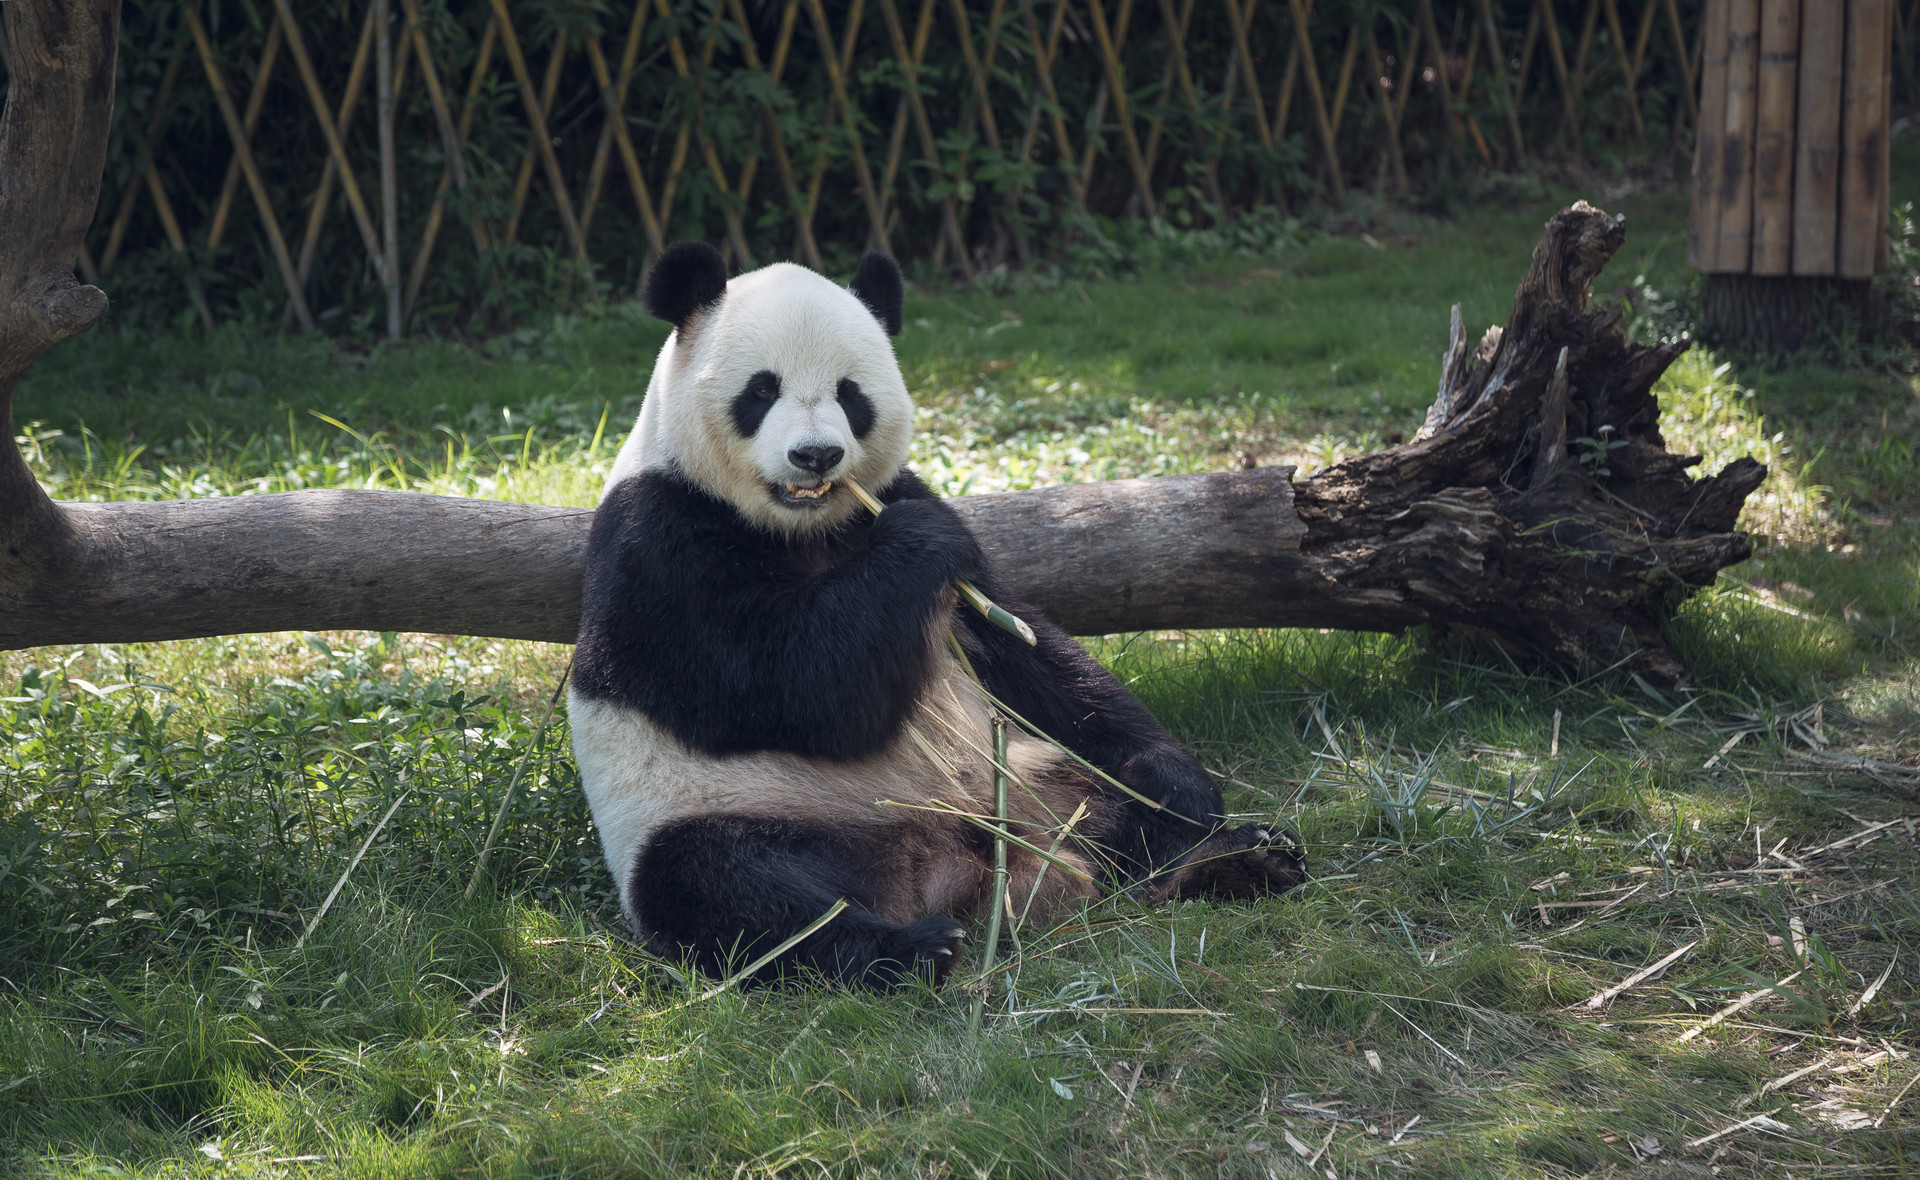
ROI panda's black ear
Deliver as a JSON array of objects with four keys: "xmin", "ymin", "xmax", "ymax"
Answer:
[
  {"xmin": 642, "ymin": 241, "xmax": 728, "ymax": 330},
  {"xmin": 848, "ymin": 251, "xmax": 903, "ymax": 336}
]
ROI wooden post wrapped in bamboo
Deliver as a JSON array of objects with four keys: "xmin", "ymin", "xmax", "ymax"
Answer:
[{"xmin": 1691, "ymin": 0, "xmax": 1893, "ymax": 344}]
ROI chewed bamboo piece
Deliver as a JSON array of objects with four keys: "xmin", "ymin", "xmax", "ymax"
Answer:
[{"xmin": 844, "ymin": 476, "xmax": 1036, "ymax": 645}]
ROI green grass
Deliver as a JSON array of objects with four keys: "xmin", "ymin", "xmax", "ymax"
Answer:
[{"xmin": 4, "ymin": 163, "xmax": 1919, "ymax": 1177}]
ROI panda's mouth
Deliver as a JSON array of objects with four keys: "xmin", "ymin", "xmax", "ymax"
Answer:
[{"xmin": 775, "ymin": 479, "xmax": 834, "ymax": 505}]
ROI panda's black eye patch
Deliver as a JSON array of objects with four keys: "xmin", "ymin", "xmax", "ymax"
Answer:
[
  {"xmin": 730, "ymin": 370, "xmax": 781, "ymax": 437},
  {"xmin": 836, "ymin": 378, "xmax": 875, "ymax": 439}
]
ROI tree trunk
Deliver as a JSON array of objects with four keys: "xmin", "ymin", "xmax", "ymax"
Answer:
[{"xmin": 0, "ymin": 1, "xmax": 1764, "ymax": 682}]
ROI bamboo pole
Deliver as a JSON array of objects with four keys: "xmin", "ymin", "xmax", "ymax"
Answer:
[
  {"xmin": 1285, "ymin": 0, "xmax": 1346, "ymax": 194},
  {"xmin": 405, "ymin": 18, "xmax": 496, "ymax": 320},
  {"xmin": 376, "ymin": 0, "xmax": 401, "ymax": 339},
  {"xmin": 1477, "ymin": 0, "xmax": 1528, "ymax": 162},
  {"xmin": 1712, "ymin": 0, "xmax": 1762, "ymax": 272},
  {"xmin": 794, "ymin": 0, "xmax": 869, "ymax": 262},
  {"xmin": 1083, "ymin": 0, "xmax": 1157, "ymax": 214},
  {"xmin": 1664, "ymin": 0, "xmax": 1700, "ymax": 123},
  {"xmin": 1224, "ymin": 0, "xmax": 1275, "ymax": 148},
  {"xmin": 271, "ymin": 0, "xmax": 394, "ymax": 294},
  {"xmin": 725, "ymin": 0, "xmax": 814, "ymax": 271},
  {"xmin": 1837, "ymin": 0, "xmax": 1891, "ymax": 277},
  {"xmin": 1417, "ymin": 0, "xmax": 1464, "ymax": 160},
  {"xmin": 502, "ymin": 31, "xmax": 567, "ymax": 248},
  {"xmin": 879, "ymin": 0, "xmax": 975, "ymax": 273},
  {"xmin": 578, "ymin": 2, "xmax": 653, "ymax": 239},
  {"xmin": 1750, "ymin": 0, "xmax": 1800, "ymax": 274},
  {"xmin": 1791, "ymin": 0, "xmax": 1843, "ymax": 274},
  {"xmin": 1327, "ymin": 20, "xmax": 1362, "ymax": 135},
  {"xmin": 804, "ymin": 0, "xmax": 889, "ymax": 251},
  {"xmin": 487, "ymin": 0, "xmax": 591, "ymax": 267},
  {"xmin": 1140, "ymin": 0, "xmax": 1197, "ymax": 175},
  {"xmin": 141, "ymin": 168, "xmax": 217, "ymax": 332},
  {"xmin": 1539, "ymin": 0, "xmax": 1584, "ymax": 139},
  {"xmin": 1022, "ymin": 0, "xmax": 1087, "ymax": 212},
  {"xmin": 204, "ymin": 22, "xmax": 285, "ymax": 253},
  {"xmin": 182, "ymin": 6, "xmax": 315, "ymax": 331},
  {"xmin": 100, "ymin": 50, "xmax": 184, "ymax": 277},
  {"xmin": 650, "ymin": 0, "xmax": 755, "ymax": 267},
  {"xmin": 1364, "ymin": 12, "xmax": 1408, "ymax": 191},
  {"xmin": 288, "ymin": 8, "xmax": 382, "ymax": 328},
  {"xmin": 1689, "ymin": 0, "xmax": 1732, "ymax": 269},
  {"xmin": 1602, "ymin": 0, "xmax": 1647, "ymax": 138}
]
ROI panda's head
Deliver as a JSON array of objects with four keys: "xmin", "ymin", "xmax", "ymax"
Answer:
[{"xmin": 635, "ymin": 242, "xmax": 911, "ymax": 538}]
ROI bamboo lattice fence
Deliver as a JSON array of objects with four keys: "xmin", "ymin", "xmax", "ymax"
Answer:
[{"xmin": 0, "ymin": 0, "xmax": 1913, "ymax": 334}]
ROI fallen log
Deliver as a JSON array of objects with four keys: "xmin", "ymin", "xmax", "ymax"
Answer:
[{"xmin": 0, "ymin": 1, "xmax": 1762, "ymax": 681}]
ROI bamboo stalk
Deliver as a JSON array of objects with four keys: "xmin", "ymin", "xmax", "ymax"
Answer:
[
  {"xmin": 1224, "ymin": 0, "xmax": 1275, "ymax": 148},
  {"xmin": 1602, "ymin": 0, "xmax": 1646, "ymax": 138},
  {"xmin": 487, "ymin": 0, "xmax": 591, "ymax": 267},
  {"xmin": 1363, "ymin": 12, "xmax": 1408, "ymax": 191},
  {"xmin": 879, "ymin": 0, "xmax": 975, "ymax": 274},
  {"xmin": 1750, "ymin": 0, "xmax": 1800, "ymax": 274},
  {"xmin": 649, "ymin": 0, "xmax": 755, "ymax": 267},
  {"xmin": 969, "ymin": 715, "xmax": 1010, "ymax": 1035},
  {"xmin": 1714, "ymin": 0, "xmax": 1762, "ymax": 272},
  {"xmin": 726, "ymin": 0, "xmax": 815, "ymax": 271},
  {"xmin": 1690, "ymin": 0, "xmax": 1732, "ymax": 269},
  {"xmin": 844, "ymin": 477, "xmax": 1036, "ymax": 644},
  {"xmin": 376, "ymin": 0, "xmax": 401, "ymax": 339},
  {"xmin": 1477, "ymin": 0, "xmax": 1528, "ymax": 162},
  {"xmin": 183, "ymin": 6, "xmax": 315, "ymax": 331},
  {"xmin": 1664, "ymin": 0, "xmax": 1700, "ymax": 123},
  {"xmin": 1538, "ymin": 0, "xmax": 1583, "ymax": 139},
  {"xmin": 204, "ymin": 21, "xmax": 285, "ymax": 253},
  {"xmin": 1082, "ymin": 0, "xmax": 1156, "ymax": 214},
  {"xmin": 101, "ymin": 49, "xmax": 184, "ymax": 277},
  {"xmin": 502, "ymin": 29, "xmax": 567, "ymax": 248},
  {"xmin": 1791, "ymin": 0, "xmax": 1843, "ymax": 274},
  {"xmin": 1416, "ymin": 0, "xmax": 1464, "ymax": 160},
  {"xmin": 405, "ymin": 17, "xmax": 496, "ymax": 320},
  {"xmin": 141, "ymin": 166, "xmax": 216, "ymax": 332},
  {"xmin": 271, "ymin": 0, "xmax": 392, "ymax": 289},
  {"xmin": 1285, "ymin": 0, "xmax": 1346, "ymax": 193},
  {"xmin": 1327, "ymin": 19, "xmax": 1362, "ymax": 135},
  {"xmin": 804, "ymin": 0, "xmax": 889, "ymax": 251},
  {"xmin": 1837, "ymin": 0, "xmax": 1891, "ymax": 277},
  {"xmin": 1022, "ymin": 0, "xmax": 1087, "ymax": 212}
]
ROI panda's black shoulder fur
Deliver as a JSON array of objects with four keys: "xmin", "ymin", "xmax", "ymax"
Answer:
[{"xmin": 572, "ymin": 467, "xmax": 982, "ymax": 760}]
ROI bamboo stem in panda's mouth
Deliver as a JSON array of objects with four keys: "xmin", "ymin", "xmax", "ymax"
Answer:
[{"xmin": 844, "ymin": 476, "xmax": 1038, "ymax": 646}]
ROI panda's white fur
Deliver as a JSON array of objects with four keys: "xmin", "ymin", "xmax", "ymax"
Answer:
[
  {"xmin": 606, "ymin": 262, "xmax": 913, "ymax": 539},
  {"xmin": 575, "ymin": 256, "xmax": 1088, "ymax": 933}
]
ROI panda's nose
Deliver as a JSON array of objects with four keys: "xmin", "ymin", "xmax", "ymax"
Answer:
[{"xmin": 788, "ymin": 443, "xmax": 844, "ymax": 474}]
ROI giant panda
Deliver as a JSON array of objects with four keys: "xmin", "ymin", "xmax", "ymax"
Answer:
[{"xmin": 570, "ymin": 242, "xmax": 1305, "ymax": 990}]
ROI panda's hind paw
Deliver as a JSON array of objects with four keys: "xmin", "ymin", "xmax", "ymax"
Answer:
[
  {"xmin": 871, "ymin": 914, "xmax": 967, "ymax": 989},
  {"xmin": 1163, "ymin": 823, "xmax": 1308, "ymax": 902}
]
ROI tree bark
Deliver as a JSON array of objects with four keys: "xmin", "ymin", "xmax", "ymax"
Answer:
[
  {"xmin": 1, "ymin": 0, "xmax": 118, "ymax": 573},
  {"xmin": 0, "ymin": 1, "xmax": 1763, "ymax": 682}
]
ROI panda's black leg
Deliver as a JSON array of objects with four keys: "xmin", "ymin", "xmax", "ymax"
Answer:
[{"xmin": 629, "ymin": 815, "xmax": 966, "ymax": 991}]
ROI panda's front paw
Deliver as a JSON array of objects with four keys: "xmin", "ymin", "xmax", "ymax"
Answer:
[
  {"xmin": 866, "ymin": 914, "xmax": 968, "ymax": 990},
  {"xmin": 868, "ymin": 497, "xmax": 983, "ymax": 583}
]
